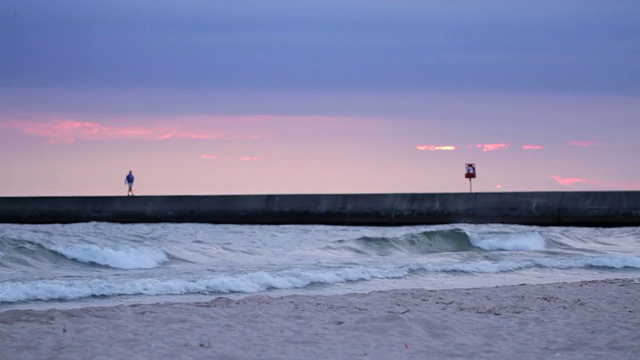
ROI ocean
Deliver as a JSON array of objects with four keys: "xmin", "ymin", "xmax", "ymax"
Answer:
[{"xmin": 1, "ymin": 222, "xmax": 639, "ymax": 312}]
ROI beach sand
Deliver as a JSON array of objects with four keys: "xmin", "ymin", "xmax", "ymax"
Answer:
[{"xmin": 1, "ymin": 278, "xmax": 639, "ymax": 360}]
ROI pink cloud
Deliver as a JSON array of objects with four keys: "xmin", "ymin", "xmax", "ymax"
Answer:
[
  {"xmin": 476, "ymin": 143, "xmax": 510, "ymax": 152},
  {"xmin": 570, "ymin": 140, "xmax": 601, "ymax": 147},
  {"xmin": 522, "ymin": 145, "xmax": 544, "ymax": 150},
  {"xmin": 200, "ymin": 154, "xmax": 219, "ymax": 160},
  {"xmin": 158, "ymin": 133, "xmax": 225, "ymax": 140},
  {"xmin": 201, "ymin": 155, "xmax": 259, "ymax": 162},
  {"xmin": 550, "ymin": 175, "xmax": 587, "ymax": 186},
  {"xmin": 3, "ymin": 120, "xmax": 137, "ymax": 143},
  {"xmin": 3, "ymin": 113, "xmax": 395, "ymax": 144},
  {"xmin": 550, "ymin": 175, "xmax": 640, "ymax": 190},
  {"xmin": 3, "ymin": 119, "xmax": 252, "ymax": 143},
  {"xmin": 416, "ymin": 145, "xmax": 456, "ymax": 151}
]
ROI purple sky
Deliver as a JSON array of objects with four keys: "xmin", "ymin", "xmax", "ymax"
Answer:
[{"xmin": 1, "ymin": 0, "xmax": 639, "ymax": 196}]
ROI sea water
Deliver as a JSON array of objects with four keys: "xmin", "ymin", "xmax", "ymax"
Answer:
[{"xmin": 1, "ymin": 223, "xmax": 639, "ymax": 311}]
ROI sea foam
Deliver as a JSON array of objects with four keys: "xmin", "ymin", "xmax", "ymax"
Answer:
[
  {"xmin": 468, "ymin": 232, "xmax": 546, "ymax": 251},
  {"xmin": 51, "ymin": 244, "xmax": 168, "ymax": 269},
  {"xmin": 2, "ymin": 254, "xmax": 640, "ymax": 303}
]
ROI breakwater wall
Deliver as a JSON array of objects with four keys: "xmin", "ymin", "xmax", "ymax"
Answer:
[{"xmin": 0, "ymin": 192, "xmax": 638, "ymax": 227}]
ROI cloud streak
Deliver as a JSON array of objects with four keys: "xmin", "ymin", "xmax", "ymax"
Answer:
[
  {"xmin": 476, "ymin": 143, "xmax": 510, "ymax": 152},
  {"xmin": 416, "ymin": 143, "xmax": 548, "ymax": 152},
  {"xmin": 570, "ymin": 140, "xmax": 601, "ymax": 147},
  {"xmin": 416, "ymin": 145, "xmax": 456, "ymax": 151},
  {"xmin": 2, "ymin": 113, "xmax": 391, "ymax": 145},
  {"xmin": 550, "ymin": 175, "xmax": 640, "ymax": 190},
  {"xmin": 522, "ymin": 145, "xmax": 544, "ymax": 150},
  {"xmin": 3, "ymin": 119, "xmax": 256, "ymax": 143},
  {"xmin": 550, "ymin": 175, "xmax": 588, "ymax": 186},
  {"xmin": 200, "ymin": 154, "xmax": 219, "ymax": 160},
  {"xmin": 4, "ymin": 120, "xmax": 147, "ymax": 143},
  {"xmin": 201, "ymin": 154, "xmax": 259, "ymax": 162}
]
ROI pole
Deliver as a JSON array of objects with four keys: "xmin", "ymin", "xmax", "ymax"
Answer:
[{"xmin": 469, "ymin": 178, "xmax": 472, "ymax": 193}]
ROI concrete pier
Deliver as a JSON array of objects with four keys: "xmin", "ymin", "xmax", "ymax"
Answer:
[{"xmin": 0, "ymin": 191, "xmax": 638, "ymax": 226}]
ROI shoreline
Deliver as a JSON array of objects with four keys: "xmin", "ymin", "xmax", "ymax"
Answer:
[{"xmin": 2, "ymin": 278, "xmax": 639, "ymax": 359}]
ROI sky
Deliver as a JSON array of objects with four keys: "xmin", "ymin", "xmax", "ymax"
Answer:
[{"xmin": 1, "ymin": 0, "xmax": 639, "ymax": 196}]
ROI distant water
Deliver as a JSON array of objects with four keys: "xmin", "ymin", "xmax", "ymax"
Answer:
[{"xmin": 1, "ymin": 223, "xmax": 639, "ymax": 311}]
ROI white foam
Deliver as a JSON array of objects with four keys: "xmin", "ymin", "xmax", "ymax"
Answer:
[
  {"xmin": 0, "ymin": 266, "xmax": 412, "ymax": 303},
  {"xmin": 414, "ymin": 255, "xmax": 640, "ymax": 274},
  {"xmin": 2, "ymin": 254, "xmax": 640, "ymax": 303},
  {"xmin": 469, "ymin": 232, "xmax": 546, "ymax": 251},
  {"xmin": 417, "ymin": 261, "xmax": 531, "ymax": 274},
  {"xmin": 537, "ymin": 256, "xmax": 640, "ymax": 269},
  {"xmin": 52, "ymin": 244, "xmax": 168, "ymax": 269}
]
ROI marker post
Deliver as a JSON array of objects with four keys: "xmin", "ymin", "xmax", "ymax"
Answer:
[{"xmin": 465, "ymin": 163, "xmax": 476, "ymax": 193}]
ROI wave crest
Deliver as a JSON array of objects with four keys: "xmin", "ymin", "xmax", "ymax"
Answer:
[
  {"xmin": 50, "ymin": 244, "xmax": 168, "ymax": 269},
  {"xmin": 467, "ymin": 231, "xmax": 547, "ymax": 251},
  {"xmin": 346, "ymin": 229, "xmax": 472, "ymax": 255},
  {"xmin": 333, "ymin": 228, "xmax": 548, "ymax": 255},
  {"xmin": 2, "ymin": 254, "xmax": 639, "ymax": 303}
]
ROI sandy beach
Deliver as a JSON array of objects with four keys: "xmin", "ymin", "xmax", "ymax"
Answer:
[{"xmin": 1, "ymin": 278, "xmax": 638, "ymax": 360}]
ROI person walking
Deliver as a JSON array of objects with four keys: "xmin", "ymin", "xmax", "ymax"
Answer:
[{"xmin": 125, "ymin": 171, "xmax": 135, "ymax": 196}]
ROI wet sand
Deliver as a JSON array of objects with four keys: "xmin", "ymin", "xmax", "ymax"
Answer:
[{"xmin": 1, "ymin": 278, "xmax": 639, "ymax": 360}]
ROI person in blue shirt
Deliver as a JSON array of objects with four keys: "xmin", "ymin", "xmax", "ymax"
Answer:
[{"xmin": 125, "ymin": 171, "xmax": 135, "ymax": 196}]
